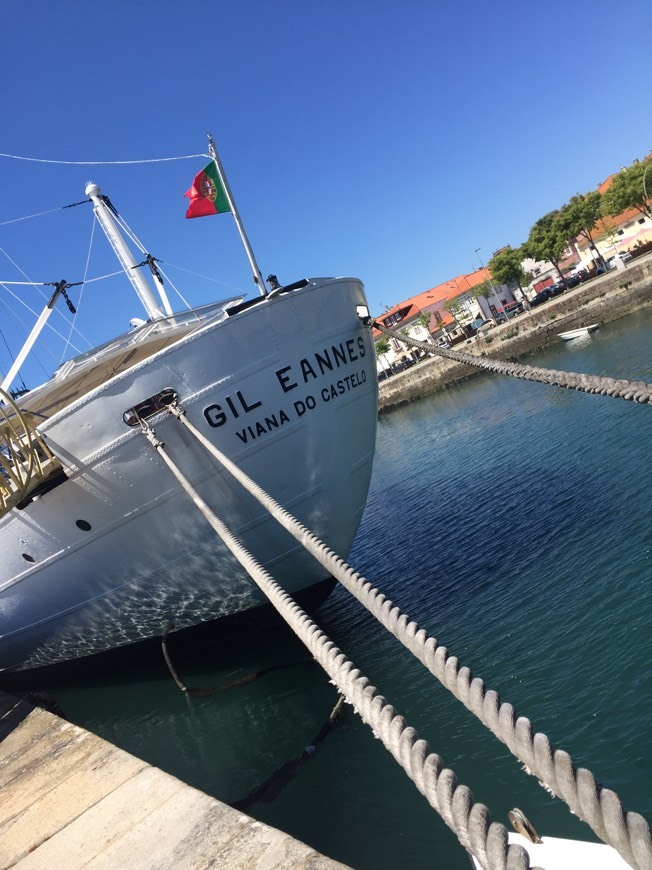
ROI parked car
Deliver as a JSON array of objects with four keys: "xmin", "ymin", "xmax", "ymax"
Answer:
[
  {"xmin": 617, "ymin": 251, "xmax": 633, "ymax": 263},
  {"xmin": 565, "ymin": 274, "xmax": 581, "ymax": 289},
  {"xmin": 392, "ymin": 357, "xmax": 416, "ymax": 373},
  {"xmin": 549, "ymin": 282, "xmax": 566, "ymax": 296},
  {"xmin": 530, "ymin": 288, "xmax": 553, "ymax": 307},
  {"xmin": 496, "ymin": 302, "xmax": 523, "ymax": 321},
  {"xmin": 476, "ymin": 319, "xmax": 495, "ymax": 333}
]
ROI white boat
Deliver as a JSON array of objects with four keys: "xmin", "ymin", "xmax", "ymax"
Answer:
[
  {"xmin": 557, "ymin": 324, "xmax": 600, "ymax": 341},
  {"xmin": 471, "ymin": 832, "xmax": 631, "ymax": 869},
  {"xmin": 0, "ymin": 160, "xmax": 378, "ymax": 675}
]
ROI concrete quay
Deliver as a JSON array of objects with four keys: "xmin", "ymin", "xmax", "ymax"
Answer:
[
  {"xmin": 0, "ymin": 692, "xmax": 349, "ymax": 870},
  {"xmin": 378, "ymin": 253, "xmax": 652, "ymax": 413}
]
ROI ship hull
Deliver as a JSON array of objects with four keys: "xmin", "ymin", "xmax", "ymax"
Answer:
[{"xmin": 0, "ymin": 278, "xmax": 378, "ymax": 673}]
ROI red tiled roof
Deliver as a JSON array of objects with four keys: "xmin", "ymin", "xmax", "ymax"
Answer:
[
  {"xmin": 372, "ymin": 268, "xmax": 494, "ymax": 340},
  {"xmin": 373, "ymin": 268, "xmax": 492, "ymax": 321}
]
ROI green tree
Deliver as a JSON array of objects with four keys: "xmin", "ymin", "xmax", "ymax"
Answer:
[
  {"xmin": 601, "ymin": 158, "xmax": 652, "ymax": 220},
  {"xmin": 602, "ymin": 223, "xmax": 622, "ymax": 260},
  {"xmin": 559, "ymin": 192, "xmax": 606, "ymax": 269},
  {"xmin": 471, "ymin": 279, "xmax": 493, "ymax": 300},
  {"xmin": 414, "ymin": 311, "xmax": 436, "ymax": 344},
  {"xmin": 375, "ymin": 336, "xmax": 390, "ymax": 356},
  {"xmin": 374, "ymin": 336, "xmax": 393, "ymax": 374},
  {"xmin": 487, "ymin": 247, "xmax": 531, "ymax": 294},
  {"xmin": 444, "ymin": 299, "xmax": 470, "ymax": 337},
  {"xmin": 523, "ymin": 211, "xmax": 569, "ymax": 284}
]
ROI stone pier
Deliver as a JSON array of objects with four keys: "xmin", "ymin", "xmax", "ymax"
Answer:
[{"xmin": 0, "ymin": 692, "xmax": 349, "ymax": 870}]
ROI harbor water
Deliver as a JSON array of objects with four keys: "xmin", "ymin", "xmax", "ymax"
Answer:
[{"xmin": 40, "ymin": 308, "xmax": 652, "ymax": 868}]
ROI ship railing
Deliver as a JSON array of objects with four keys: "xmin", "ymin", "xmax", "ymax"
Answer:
[{"xmin": 0, "ymin": 388, "xmax": 62, "ymax": 515}]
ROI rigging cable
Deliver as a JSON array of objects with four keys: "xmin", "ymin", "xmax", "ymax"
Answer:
[
  {"xmin": 59, "ymin": 215, "xmax": 96, "ymax": 363},
  {"xmin": 0, "ymin": 280, "xmax": 87, "ymax": 360},
  {"xmin": 0, "ymin": 199, "xmax": 89, "ymax": 227},
  {"xmin": 0, "ymin": 271, "xmax": 126, "ymax": 286},
  {"xmin": 0, "ymin": 326, "xmax": 27, "ymax": 393},
  {"xmin": 0, "ymin": 151, "xmax": 207, "ymax": 165}
]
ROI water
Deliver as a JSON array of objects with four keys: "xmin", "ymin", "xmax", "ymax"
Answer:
[{"xmin": 36, "ymin": 310, "xmax": 652, "ymax": 868}]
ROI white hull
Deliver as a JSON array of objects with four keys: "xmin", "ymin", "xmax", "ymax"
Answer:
[
  {"xmin": 472, "ymin": 833, "xmax": 630, "ymax": 868},
  {"xmin": 558, "ymin": 324, "xmax": 600, "ymax": 340},
  {"xmin": 0, "ymin": 278, "xmax": 378, "ymax": 673}
]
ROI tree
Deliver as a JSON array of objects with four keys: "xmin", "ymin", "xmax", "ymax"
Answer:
[
  {"xmin": 414, "ymin": 311, "xmax": 436, "ymax": 344},
  {"xmin": 444, "ymin": 299, "xmax": 470, "ymax": 337},
  {"xmin": 601, "ymin": 158, "xmax": 652, "ymax": 221},
  {"xmin": 558, "ymin": 192, "xmax": 606, "ymax": 269},
  {"xmin": 487, "ymin": 247, "xmax": 532, "ymax": 309},
  {"xmin": 375, "ymin": 336, "xmax": 390, "ymax": 356},
  {"xmin": 523, "ymin": 211, "xmax": 570, "ymax": 284},
  {"xmin": 471, "ymin": 279, "xmax": 493, "ymax": 300},
  {"xmin": 487, "ymin": 247, "xmax": 531, "ymax": 294},
  {"xmin": 374, "ymin": 336, "xmax": 392, "ymax": 373}
]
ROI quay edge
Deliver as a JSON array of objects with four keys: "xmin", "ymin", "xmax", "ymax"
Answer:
[
  {"xmin": 377, "ymin": 254, "xmax": 652, "ymax": 413},
  {"xmin": 0, "ymin": 691, "xmax": 350, "ymax": 870}
]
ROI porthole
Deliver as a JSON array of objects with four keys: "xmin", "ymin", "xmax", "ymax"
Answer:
[
  {"xmin": 76, "ymin": 519, "xmax": 92, "ymax": 532},
  {"xmin": 22, "ymin": 553, "xmax": 36, "ymax": 563}
]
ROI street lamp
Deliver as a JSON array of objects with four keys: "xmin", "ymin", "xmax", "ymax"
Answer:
[{"xmin": 475, "ymin": 248, "xmax": 504, "ymax": 323}]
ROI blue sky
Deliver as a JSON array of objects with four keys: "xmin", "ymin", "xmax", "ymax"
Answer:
[{"xmin": 2, "ymin": 0, "xmax": 651, "ymax": 387}]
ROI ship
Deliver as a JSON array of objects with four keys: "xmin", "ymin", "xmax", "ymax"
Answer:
[{"xmin": 0, "ymin": 145, "xmax": 378, "ymax": 675}]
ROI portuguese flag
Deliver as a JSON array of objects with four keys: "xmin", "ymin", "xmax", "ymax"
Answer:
[{"xmin": 184, "ymin": 161, "xmax": 231, "ymax": 218}]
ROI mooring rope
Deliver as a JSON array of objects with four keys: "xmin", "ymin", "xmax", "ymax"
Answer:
[
  {"xmin": 164, "ymin": 401, "xmax": 651, "ymax": 869},
  {"xmin": 139, "ymin": 417, "xmax": 536, "ymax": 870},
  {"xmin": 373, "ymin": 321, "xmax": 652, "ymax": 404}
]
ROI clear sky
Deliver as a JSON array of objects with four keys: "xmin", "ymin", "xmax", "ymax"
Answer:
[{"xmin": 2, "ymin": 0, "xmax": 651, "ymax": 387}]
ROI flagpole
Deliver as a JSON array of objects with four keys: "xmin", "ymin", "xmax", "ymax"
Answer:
[{"xmin": 206, "ymin": 134, "xmax": 267, "ymax": 297}]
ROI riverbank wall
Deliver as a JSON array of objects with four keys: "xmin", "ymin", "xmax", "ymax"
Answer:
[{"xmin": 377, "ymin": 253, "xmax": 652, "ymax": 414}]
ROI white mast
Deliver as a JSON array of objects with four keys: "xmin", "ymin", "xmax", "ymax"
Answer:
[
  {"xmin": 207, "ymin": 135, "xmax": 268, "ymax": 297},
  {"xmin": 85, "ymin": 183, "xmax": 165, "ymax": 320},
  {"xmin": 0, "ymin": 281, "xmax": 72, "ymax": 395}
]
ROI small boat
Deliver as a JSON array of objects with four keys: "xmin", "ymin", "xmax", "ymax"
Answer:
[
  {"xmin": 469, "ymin": 808, "xmax": 631, "ymax": 869},
  {"xmin": 557, "ymin": 324, "xmax": 600, "ymax": 341},
  {"xmin": 0, "ymin": 141, "xmax": 378, "ymax": 674}
]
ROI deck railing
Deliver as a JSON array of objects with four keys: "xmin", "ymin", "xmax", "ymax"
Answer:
[{"xmin": 0, "ymin": 389, "xmax": 62, "ymax": 516}]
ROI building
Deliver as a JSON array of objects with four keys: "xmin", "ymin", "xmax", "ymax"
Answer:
[
  {"xmin": 572, "ymin": 172, "xmax": 652, "ymax": 271},
  {"xmin": 373, "ymin": 268, "xmax": 517, "ymax": 372},
  {"xmin": 527, "ymin": 163, "xmax": 652, "ymax": 292}
]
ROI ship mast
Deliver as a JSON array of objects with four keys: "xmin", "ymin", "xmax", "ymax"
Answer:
[
  {"xmin": 85, "ymin": 183, "xmax": 166, "ymax": 321},
  {"xmin": 0, "ymin": 281, "xmax": 76, "ymax": 396}
]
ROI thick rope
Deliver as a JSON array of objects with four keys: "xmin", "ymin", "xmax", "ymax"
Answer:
[
  {"xmin": 167, "ymin": 403, "xmax": 652, "ymax": 869},
  {"xmin": 140, "ymin": 419, "xmax": 536, "ymax": 870},
  {"xmin": 373, "ymin": 322, "xmax": 652, "ymax": 404}
]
